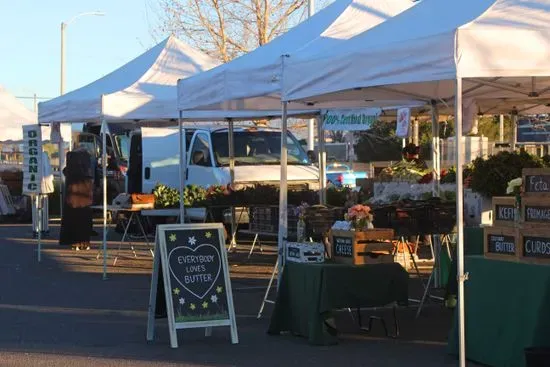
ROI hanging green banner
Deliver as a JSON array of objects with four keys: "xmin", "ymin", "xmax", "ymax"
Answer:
[{"xmin": 322, "ymin": 108, "xmax": 381, "ymax": 131}]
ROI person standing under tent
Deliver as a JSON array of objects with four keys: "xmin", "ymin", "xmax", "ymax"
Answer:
[
  {"xmin": 32, "ymin": 151, "xmax": 54, "ymax": 238},
  {"xmin": 59, "ymin": 148, "xmax": 94, "ymax": 250}
]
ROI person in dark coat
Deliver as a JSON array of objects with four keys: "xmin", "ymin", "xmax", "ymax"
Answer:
[{"xmin": 59, "ymin": 148, "xmax": 94, "ymax": 250}]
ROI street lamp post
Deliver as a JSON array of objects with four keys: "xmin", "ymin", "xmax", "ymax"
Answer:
[{"xmin": 58, "ymin": 11, "xmax": 104, "ymax": 214}]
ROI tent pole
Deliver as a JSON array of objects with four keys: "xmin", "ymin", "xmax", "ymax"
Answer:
[
  {"xmin": 455, "ymin": 78, "xmax": 466, "ymax": 367},
  {"xmin": 178, "ymin": 111, "xmax": 186, "ymax": 223},
  {"xmin": 317, "ymin": 115, "xmax": 326, "ymax": 205},
  {"xmin": 277, "ymin": 102, "xmax": 289, "ymax": 286},
  {"xmin": 101, "ymin": 117, "xmax": 108, "ymax": 281},
  {"xmin": 511, "ymin": 113, "xmax": 518, "ymax": 151},
  {"xmin": 228, "ymin": 118, "xmax": 236, "ymax": 250},
  {"xmin": 431, "ymin": 102, "xmax": 440, "ymax": 197}
]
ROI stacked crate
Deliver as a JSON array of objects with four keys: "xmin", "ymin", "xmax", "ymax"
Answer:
[{"xmin": 484, "ymin": 168, "xmax": 550, "ymax": 264}]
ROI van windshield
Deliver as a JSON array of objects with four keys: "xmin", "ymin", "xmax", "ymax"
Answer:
[{"xmin": 211, "ymin": 131, "xmax": 310, "ymax": 166}]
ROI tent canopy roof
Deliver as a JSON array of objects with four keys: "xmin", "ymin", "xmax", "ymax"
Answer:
[
  {"xmin": 38, "ymin": 36, "xmax": 221, "ymax": 123},
  {"xmin": 177, "ymin": 0, "xmax": 417, "ymax": 115},
  {"xmin": 0, "ymin": 85, "xmax": 37, "ymax": 141},
  {"xmin": 282, "ymin": 0, "xmax": 550, "ymax": 113}
]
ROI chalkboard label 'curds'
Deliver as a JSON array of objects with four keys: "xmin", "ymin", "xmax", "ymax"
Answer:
[
  {"xmin": 524, "ymin": 205, "xmax": 550, "ymax": 222},
  {"xmin": 523, "ymin": 236, "xmax": 550, "ymax": 259},
  {"xmin": 164, "ymin": 228, "xmax": 229, "ymax": 323},
  {"xmin": 333, "ymin": 236, "xmax": 352, "ymax": 257},
  {"xmin": 524, "ymin": 174, "xmax": 550, "ymax": 194},
  {"xmin": 495, "ymin": 205, "xmax": 515, "ymax": 221},
  {"xmin": 487, "ymin": 234, "xmax": 516, "ymax": 255}
]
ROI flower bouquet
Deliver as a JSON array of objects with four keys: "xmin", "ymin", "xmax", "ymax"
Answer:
[
  {"xmin": 345, "ymin": 204, "xmax": 374, "ymax": 231},
  {"xmin": 506, "ymin": 177, "xmax": 522, "ymax": 222}
]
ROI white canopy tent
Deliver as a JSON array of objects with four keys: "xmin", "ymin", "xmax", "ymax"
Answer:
[
  {"xmin": 0, "ymin": 85, "xmax": 37, "ymax": 141},
  {"xmin": 177, "ymin": 0, "xmax": 420, "ymax": 280},
  {"xmin": 279, "ymin": 0, "xmax": 550, "ymax": 366},
  {"xmin": 38, "ymin": 36, "xmax": 227, "ymax": 280},
  {"xmin": 177, "ymin": 0, "xmax": 417, "ymax": 114}
]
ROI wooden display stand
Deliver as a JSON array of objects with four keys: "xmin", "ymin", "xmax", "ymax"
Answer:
[
  {"xmin": 483, "ymin": 226, "xmax": 519, "ymax": 261},
  {"xmin": 517, "ymin": 168, "xmax": 550, "ymax": 264},
  {"xmin": 331, "ymin": 229, "xmax": 394, "ymax": 265}
]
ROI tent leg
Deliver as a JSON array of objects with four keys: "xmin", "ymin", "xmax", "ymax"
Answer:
[
  {"xmin": 228, "ymin": 118, "xmax": 237, "ymax": 251},
  {"xmin": 316, "ymin": 115, "xmax": 326, "ymax": 205},
  {"xmin": 101, "ymin": 118, "xmax": 108, "ymax": 281},
  {"xmin": 431, "ymin": 102, "xmax": 440, "ymax": 197},
  {"xmin": 178, "ymin": 111, "xmax": 186, "ymax": 223},
  {"xmin": 277, "ymin": 102, "xmax": 289, "ymax": 287},
  {"xmin": 455, "ymin": 78, "xmax": 467, "ymax": 367}
]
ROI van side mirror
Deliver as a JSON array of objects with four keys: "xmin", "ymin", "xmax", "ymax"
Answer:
[{"xmin": 307, "ymin": 150, "xmax": 317, "ymax": 163}]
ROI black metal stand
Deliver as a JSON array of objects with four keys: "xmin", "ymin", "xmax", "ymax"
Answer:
[{"xmin": 356, "ymin": 304, "xmax": 400, "ymax": 338}]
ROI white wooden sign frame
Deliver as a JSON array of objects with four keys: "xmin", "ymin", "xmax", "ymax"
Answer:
[{"xmin": 146, "ymin": 223, "xmax": 238, "ymax": 348}]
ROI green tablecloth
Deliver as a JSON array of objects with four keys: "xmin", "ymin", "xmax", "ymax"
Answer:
[
  {"xmin": 268, "ymin": 262, "xmax": 409, "ymax": 345},
  {"xmin": 448, "ymin": 256, "xmax": 550, "ymax": 367},
  {"xmin": 464, "ymin": 227, "xmax": 483, "ymax": 255}
]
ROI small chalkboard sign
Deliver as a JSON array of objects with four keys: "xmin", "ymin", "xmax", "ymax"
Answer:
[
  {"xmin": 483, "ymin": 227, "xmax": 518, "ymax": 260},
  {"xmin": 522, "ymin": 235, "xmax": 550, "ymax": 260},
  {"xmin": 333, "ymin": 236, "xmax": 353, "ymax": 257},
  {"xmin": 146, "ymin": 223, "xmax": 238, "ymax": 348},
  {"xmin": 495, "ymin": 205, "xmax": 515, "ymax": 222},
  {"xmin": 524, "ymin": 205, "xmax": 550, "ymax": 223},
  {"xmin": 523, "ymin": 169, "xmax": 550, "ymax": 196},
  {"xmin": 486, "ymin": 234, "xmax": 516, "ymax": 255}
]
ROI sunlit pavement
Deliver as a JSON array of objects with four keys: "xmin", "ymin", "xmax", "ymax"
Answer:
[{"xmin": 0, "ymin": 222, "xmax": 477, "ymax": 367}]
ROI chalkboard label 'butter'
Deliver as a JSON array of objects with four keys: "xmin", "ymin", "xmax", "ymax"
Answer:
[
  {"xmin": 523, "ymin": 236, "xmax": 550, "ymax": 259},
  {"xmin": 333, "ymin": 236, "xmax": 352, "ymax": 257},
  {"xmin": 525, "ymin": 175, "xmax": 550, "ymax": 193},
  {"xmin": 487, "ymin": 234, "xmax": 516, "ymax": 255}
]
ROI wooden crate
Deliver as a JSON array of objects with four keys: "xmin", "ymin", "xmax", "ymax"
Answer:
[
  {"xmin": 521, "ymin": 196, "xmax": 550, "ymax": 227},
  {"xmin": 492, "ymin": 196, "xmax": 516, "ymax": 227},
  {"xmin": 518, "ymin": 227, "xmax": 550, "ymax": 265},
  {"xmin": 522, "ymin": 168, "xmax": 550, "ymax": 198},
  {"xmin": 483, "ymin": 226, "xmax": 519, "ymax": 261},
  {"xmin": 331, "ymin": 229, "xmax": 395, "ymax": 265}
]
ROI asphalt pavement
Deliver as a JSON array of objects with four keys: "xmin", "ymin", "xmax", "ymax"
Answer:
[{"xmin": 0, "ymin": 221, "xmax": 474, "ymax": 367}]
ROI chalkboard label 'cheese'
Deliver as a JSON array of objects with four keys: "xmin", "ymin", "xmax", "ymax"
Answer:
[
  {"xmin": 333, "ymin": 236, "xmax": 352, "ymax": 257},
  {"xmin": 523, "ymin": 236, "xmax": 550, "ymax": 259},
  {"xmin": 487, "ymin": 234, "xmax": 516, "ymax": 255}
]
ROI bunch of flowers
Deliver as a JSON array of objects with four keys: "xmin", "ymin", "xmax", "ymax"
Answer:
[
  {"xmin": 506, "ymin": 177, "xmax": 522, "ymax": 195},
  {"xmin": 345, "ymin": 204, "xmax": 374, "ymax": 231}
]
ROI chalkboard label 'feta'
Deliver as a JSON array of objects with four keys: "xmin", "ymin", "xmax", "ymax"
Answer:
[
  {"xmin": 333, "ymin": 236, "xmax": 352, "ymax": 257},
  {"xmin": 523, "ymin": 236, "xmax": 550, "ymax": 259},
  {"xmin": 524, "ymin": 206, "xmax": 550, "ymax": 222},
  {"xmin": 525, "ymin": 175, "xmax": 550, "ymax": 194},
  {"xmin": 495, "ymin": 205, "xmax": 515, "ymax": 221},
  {"xmin": 487, "ymin": 234, "xmax": 516, "ymax": 255}
]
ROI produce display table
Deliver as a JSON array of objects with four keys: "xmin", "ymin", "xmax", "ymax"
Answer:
[
  {"xmin": 268, "ymin": 262, "xmax": 409, "ymax": 345},
  {"xmin": 448, "ymin": 256, "xmax": 550, "ymax": 367}
]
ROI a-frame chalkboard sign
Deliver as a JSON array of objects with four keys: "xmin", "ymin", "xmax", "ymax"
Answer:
[{"xmin": 146, "ymin": 223, "xmax": 238, "ymax": 347}]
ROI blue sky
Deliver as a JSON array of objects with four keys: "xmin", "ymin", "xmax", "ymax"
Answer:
[{"xmin": 0, "ymin": 0, "xmax": 162, "ymax": 110}]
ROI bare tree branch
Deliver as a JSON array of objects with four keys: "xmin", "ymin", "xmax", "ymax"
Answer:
[{"xmin": 152, "ymin": 0, "xmax": 332, "ymax": 62}]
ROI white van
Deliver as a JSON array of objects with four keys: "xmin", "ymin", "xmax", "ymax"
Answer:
[{"xmin": 127, "ymin": 126, "xmax": 319, "ymax": 197}]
